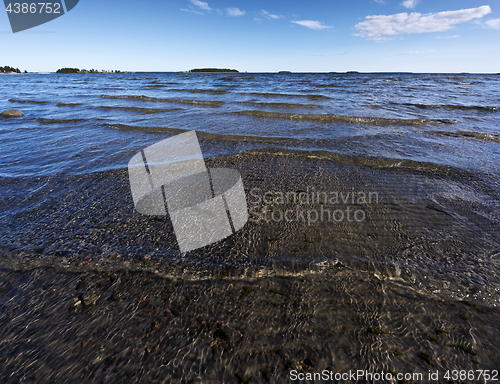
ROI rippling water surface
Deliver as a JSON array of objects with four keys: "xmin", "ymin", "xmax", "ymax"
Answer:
[
  {"xmin": 1, "ymin": 72, "xmax": 499, "ymax": 302},
  {"xmin": 1, "ymin": 72, "xmax": 500, "ymax": 382},
  {"xmin": 1, "ymin": 72, "xmax": 499, "ymax": 177}
]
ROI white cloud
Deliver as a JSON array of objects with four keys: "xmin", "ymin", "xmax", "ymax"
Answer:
[
  {"xmin": 405, "ymin": 49, "xmax": 436, "ymax": 54},
  {"xmin": 226, "ymin": 7, "xmax": 245, "ymax": 16},
  {"xmin": 181, "ymin": 8, "xmax": 203, "ymax": 14},
  {"xmin": 485, "ymin": 18, "xmax": 500, "ymax": 29},
  {"xmin": 401, "ymin": 0, "xmax": 419, "ymax": 9},
  {"xmin": 261, "ymin": 10, "xmax": 283, "ymax": 19},
  {"xmin": 291, "ymin": 20, "xmax": 332, "ymax": 30},
  {"xmin": 189, "ymin": 0, "xmax": 211, "ymax": 11},
  {"xmin": 434, "ymin": 35, "xmax": 460, "ymax": 39},
  {"xmin": 354, "ymin": 5, "xmax": 491, "ymax": 40},
  {"xmin": 374, "ymin": 0, "xmax": 385, "ymax": 4}
]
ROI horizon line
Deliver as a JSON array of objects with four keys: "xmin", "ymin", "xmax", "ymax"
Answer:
[{"xmin": 2, "ymin": 71, "xmax": 499, "ymax": 75}]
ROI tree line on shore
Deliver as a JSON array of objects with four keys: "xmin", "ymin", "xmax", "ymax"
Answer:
[
  {"xmin": 56, "ymin": 68, "xmax": 123, "ymax": 74},
  {"xmin": 3, "ymin": 66, "xmax": 242, "ymax": 74},
  {"xmin": 0, "ymin": 66, "xmax": 23, "ymax": 73},
  {"xmin": 189, "ymin": 68, "xmax": 239, "ymax": 73}
]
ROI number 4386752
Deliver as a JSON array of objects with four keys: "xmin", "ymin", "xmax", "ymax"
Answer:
[
  {"xmin": 5, "ymin": 3, "xmax": 61, "ymax": 14},
  {"xmin": 444, "ymin": 370, "xmax": 498, "ymax": 381}
]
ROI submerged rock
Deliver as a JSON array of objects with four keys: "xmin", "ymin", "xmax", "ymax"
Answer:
[
  {"xmin": 1, "ymin": 109, "xmax": 23, "ymax": 118},
  {"xmin": 79, "ymin": 292, "xmax": 99, "ymax": 308}
]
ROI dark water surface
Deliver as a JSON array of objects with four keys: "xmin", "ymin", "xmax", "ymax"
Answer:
[
  {"xmin": 1, "ymin": 72, "xmax": 499, "ymax": 178},
  {"xmin": 1, "ymin": 72, "xmax": 499, "ymax": 296},
  {"xmin": 0, "ymin": 73, "xmax": 499, "ymax": 381},
  {"xmin": 1, "ymin": 72, "xmax": 499, "ymax": 292}
]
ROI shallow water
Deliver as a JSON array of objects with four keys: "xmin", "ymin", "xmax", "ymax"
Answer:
[
  {"xmin": 1, "ymin": 73, "xmax": 499, "ymax": 301},
  {"xmin": 1, "ymin": 72, "xmax": 500, "ymax": 381},
  {"xmin": 1, "ymin": 72, "xmax": 499, "ymax": 178}
]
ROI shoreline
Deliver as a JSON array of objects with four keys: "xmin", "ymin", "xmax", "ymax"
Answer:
[
  {"xmin": 1, "ymin": 149, "xmax": 498, "ymax": 302},
  {"xmin": 1, "ymin": 257, "xmax": 498, "ymax": 382}
]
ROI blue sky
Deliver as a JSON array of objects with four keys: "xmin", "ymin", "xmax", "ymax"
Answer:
[{"xmin": 1, "ymin": 0, "xmax": 499, "ymax": 72}]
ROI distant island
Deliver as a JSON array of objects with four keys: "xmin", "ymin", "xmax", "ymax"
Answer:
[
  {"xmin": 1, "ymin": 65, "xmax": 26, "ymax": 74},
  {"xmin": 189, "ymin": 68, "xmax": 239, "ymax": 73},
  {"xmin": 56, "ymin": 68, "xmax": 122, "ymax": 74},
  {"xmin": 279, "ymin": 71, "xmax": 291, "ymax": 74}
]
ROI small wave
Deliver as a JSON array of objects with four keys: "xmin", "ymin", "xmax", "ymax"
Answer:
[
  {"xmin": 100, "ymin": 123, "xmax": 472, "ymax": 175},
  {"xmin": 96, "ymin": 106, "xmax": 182, "ymax": 114},
  {"xmin": 166, "ymin": 88, "xmax": 227, "ymax": 95},
  {"xmin": 235, "ymin": 110, "xmax": 456, "ymax": 126},
  {"xmin": 100, "ymin": 124, "xmax": 312, "ymax": 146},
  {"xmin": 432, "ymin": 130, "xmax": 500, "ymax": 143},
  {"xmin": 100, "ymin": 95, "xmax": 224, "ymax": 107},
  {"xmin": 147, "ymin": 82, "xmax": 178, "ymax": 87},
  {"xmin": 56, "ymin": 102, "xmax": 82, "ymax": 107},
  {"xmin": 313, "ymin": 84, "xmax": 343, "ymax": 88},
  {"xmin": 246, "ymin": 92, "xmax": 331, "ymax": 100},
  {"xmin": 9, "ymin": 99, "xmax": 48, "ymax": 104},
  {"xmin": 36, "ymin": 118, "xmax": 86, "ymax": 124},
  {"xmin": 245, "ymin": 148, "xmax": 469, "ymax": 177},
  {"xmin": 100, "ymin": 124, "xmax": 292, "ymax": 143},
  {"xmin": 407, "ymin": 103, "xmax": 498, "ymax": 112},
  {"xmin": 218, "ymin": 77, "xmax": 237, "ymax": 82},
  {"xmin": 238, "ymin": 101, "xmax": 320, "ymax": 109},
  {"xmin": 101, "ymin": 123, "xmax": 187, "ymax": 134},
  {"xmin": 188, "ymin": 89, "xmax": 227, "ymax": 94}
]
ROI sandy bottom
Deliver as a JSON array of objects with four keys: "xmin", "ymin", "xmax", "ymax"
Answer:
[
  {"xmin": 1, "ymin": 150, "xmax": 499, "ymax": 383},
  {"xmin": 1, "ymin": 262, "xmax": 499, "ymax": 384}
]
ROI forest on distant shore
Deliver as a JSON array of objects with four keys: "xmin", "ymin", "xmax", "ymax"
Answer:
[
  {"xmin": 56, "ymin": 68, "xmax": 123, "ymax": 74},
  {"xmin": 0, "ymin": 66, "xmax": 23, "ymax": 73},
  {"xmin": 189, "ymin": 68, "xmax": 239, "ymax": 73}
]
